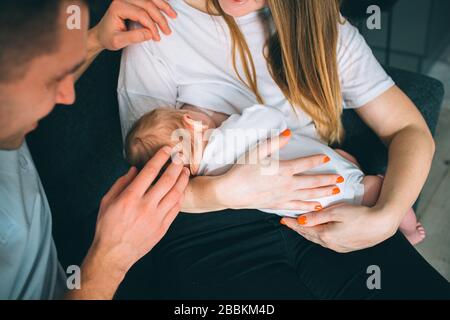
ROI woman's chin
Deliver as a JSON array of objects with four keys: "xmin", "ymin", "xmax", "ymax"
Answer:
[{"xmin": 219, "ymin": 0, "xmax": 253, "ymax": 17}]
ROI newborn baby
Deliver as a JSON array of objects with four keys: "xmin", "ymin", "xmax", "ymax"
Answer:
[{"xmin": 125, "ymin": 104, "xmax": 426, "ymax": 245}]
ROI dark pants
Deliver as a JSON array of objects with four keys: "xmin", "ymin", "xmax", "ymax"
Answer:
[{"xmin": 118, "ymin": 209, "xmax": 450, "ymax": 300}]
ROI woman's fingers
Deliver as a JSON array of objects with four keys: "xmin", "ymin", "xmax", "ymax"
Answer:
[
  {"xmin": 126, "ymin": 146, "xmax": 172, "ymax": 196},
  {"xmin": 273, "ymin": 200, "xmax": 323, "ymax": 212},
  {"xmin": 246, "ymin": 129, "xmax": 292, "ymax": 162},
  {"xmin": 293, "ymin": 174, "xmax": 342, "ymax": 189},
  {"xmin": 296, "ymin": 210, "xmax": 340, "ymax": 227},
  {"xmin": 281, "ymin": 154, "xmax": 331, "ymax": 175},
  {"xmin": 293, "ymin": 185, "xmax": 341, "ymax": 200}
]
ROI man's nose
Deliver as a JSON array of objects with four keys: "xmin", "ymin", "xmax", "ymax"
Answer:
[{"xmin": 55, "ymin": 75, "xmax": 76, "ymax": 105}]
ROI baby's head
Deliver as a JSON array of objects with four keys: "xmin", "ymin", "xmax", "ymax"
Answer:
[{"xmin": 125, "ymin": 107, "xmax": 215, "ymax": 173}]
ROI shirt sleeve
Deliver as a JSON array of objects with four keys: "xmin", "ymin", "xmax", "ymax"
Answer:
[
  {"xmin": 337, "ymin": 18, "xmax": 395, "ymax": 109},
  {"xmin": 117, "ymin": 35, "xmax": 178, "ymax": 140}
]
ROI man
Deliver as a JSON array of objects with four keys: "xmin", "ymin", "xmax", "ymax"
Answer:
[{"xmin": 0, "ymin": 0, "xmax": 189, "ymax": 299}]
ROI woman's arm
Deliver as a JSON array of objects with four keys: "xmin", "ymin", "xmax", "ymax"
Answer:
[
  {"xmin": 281, "ymin": 85, "xmax": 435, "ymax": 252},
  {"xmin": 356, "ymin": 85, "xmax": 435, "ymax": 225}
]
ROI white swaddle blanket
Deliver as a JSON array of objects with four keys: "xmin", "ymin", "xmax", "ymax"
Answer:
[{"xmin": 197, "ymin": 105, "xmax": 365, "ymax": 217}]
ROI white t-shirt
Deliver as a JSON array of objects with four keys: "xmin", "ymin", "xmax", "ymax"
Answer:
[
  {"xmin": 197, "ymin": 105, "xmax": 365, "ymax": 217},
  {"xmin": 117, "ymin": 0, "xmax": 395, "ymax": 141}
]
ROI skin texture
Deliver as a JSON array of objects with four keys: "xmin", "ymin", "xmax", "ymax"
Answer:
[{"xmin": 0, "ymin": 0, "xmax": 187, "ymax": 300}]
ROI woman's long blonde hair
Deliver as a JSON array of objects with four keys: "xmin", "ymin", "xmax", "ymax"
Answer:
[{"xmin": 207, "ymin": 0, "xmax": 344, "ymax": 144}]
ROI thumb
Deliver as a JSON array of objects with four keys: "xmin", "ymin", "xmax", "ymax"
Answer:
[
  {"xmin": 112, "ymin": 28, "xmax": 153, "ymax": 49},
  {"xmin": 294, "ymin": 204, "xmax": 345, "ymax": 227},
  {"xmin": 295, "ymin": 211, "xmax": 337, "ymax": 227}
]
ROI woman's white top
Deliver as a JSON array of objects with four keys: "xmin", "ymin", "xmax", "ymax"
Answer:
[
  {"xmin": 117, "ymin": 0, "xmax": 395, "ymax": 142},
  {"xmin": 197, "ymin": 104, "xmax": 365, "ymax": 217}
]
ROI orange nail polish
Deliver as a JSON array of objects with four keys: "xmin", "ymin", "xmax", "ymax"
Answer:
[
  {"xmin": 323, "ymin": 156, "xmax": 331, "ymax": 163},
  {"xmin": 281, "ymin": 129, "xmax": 291, "ymax": 137},
  {"xmin": 315, "ymin": 205, "xmax": 323, "ymax": 211},
  {"xmin": 297, "ymin": 216, "xmax": 308, "ymax": 225},
  {"xmin": 337, "ymin": 176, "xmax": 345, "ymax": 183},
  {"xmin": 332, "ymin": 187, "xmax": 341, "ymax": 195},
  {"xmin": 280, "ymin": 219, "xmax": 287, "ymax": 226}
]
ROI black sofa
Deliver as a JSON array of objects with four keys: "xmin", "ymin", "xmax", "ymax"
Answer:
[{"xmin": 26, "ymin": 2, "xmax": 445, "ymax": 297}]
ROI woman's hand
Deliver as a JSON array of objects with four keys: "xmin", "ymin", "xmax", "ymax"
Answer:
[
  {"xmin": 216, "ymin": 130, "xmax": 343, "ymax": 212},
  {"xmin": 91, "ymin": 0, "xmax": 177, "ymax": 52},
  {"xmin": 281, "ymin": 204, "xmax": 399, "ymax": 253}
]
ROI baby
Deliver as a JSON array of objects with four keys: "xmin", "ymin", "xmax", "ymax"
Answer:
[{"xmin": 125, "ymin": 104, "xmax": 426, "ymax": 245}]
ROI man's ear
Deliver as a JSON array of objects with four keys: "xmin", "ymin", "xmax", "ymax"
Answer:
[{"xmin": 182, "ymin": 114, "xmax": 208, "ymax": 131}]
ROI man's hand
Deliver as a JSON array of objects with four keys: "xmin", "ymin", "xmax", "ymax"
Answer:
[
  {"xmin": 75, "ymin": 0, "xmax": 177, "ymax": 80},
  {"xmin": 67, "ymin": 147, "xmax": 189, "ymax": 299},
  {"xmin": 92, "ymin": 0, "xmax": 177, "ymax": 51}
]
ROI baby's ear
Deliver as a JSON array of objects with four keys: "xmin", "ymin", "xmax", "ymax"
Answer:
[{"xmin": 182, "ymin": 114, "xmax": 208, "ymax": 132}]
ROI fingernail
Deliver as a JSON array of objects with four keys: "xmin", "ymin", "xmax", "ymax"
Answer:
[
  {"xmin": 280, "ymin": 219, "xmax": 287, "ymax": 226},
  {"xmin": 297, "ymin": 216, "xmax": 307, "ymax": 225},
  {"xmin": 336, "ymin": 176, "xmax": 345, "ymax": 183},
  {"xmin": 183, "ymin": 167, "xmax": 191, "ymax": 175},
  {"xmin": 323, "ymin": 156, "xmax": 331, "ymax": 163},
  {"xmin": 332, "ymin": 187, "xmax": 341, "ymax": 195},
  {"xmin": 281, "ymin": 129, "xmax": 291, "ymax": 137},
  {"xmin": 315, "ymin": 205, "xmax": 323, "ymax": 211}
]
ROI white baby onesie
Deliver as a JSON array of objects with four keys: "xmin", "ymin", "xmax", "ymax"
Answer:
[{"xmin": 197, "ymin": 105, "xmax": 365, "ymax": 217}]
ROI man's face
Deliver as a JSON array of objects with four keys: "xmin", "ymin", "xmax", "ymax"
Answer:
[{"xmin": 0, "ymin": 3, "xmax": 88, "ymax": 150}]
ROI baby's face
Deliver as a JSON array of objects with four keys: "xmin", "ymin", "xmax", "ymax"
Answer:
[
  {"xmin": 183, "ymin": 109, "xmax": 216, "ymax": 130},
  {"xmin": 178, "ymin": 109, "xmax": 216, "ymax": 175}
]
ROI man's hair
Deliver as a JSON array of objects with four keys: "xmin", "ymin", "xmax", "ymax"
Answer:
[{"xmin": 0, "ymin": 0, "xmax": 84, "ymax": 83}]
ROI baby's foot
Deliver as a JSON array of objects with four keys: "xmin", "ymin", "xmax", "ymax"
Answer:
[{"xmin": 400, "ymin": 222, "xmax": 426, "ymax": 245}]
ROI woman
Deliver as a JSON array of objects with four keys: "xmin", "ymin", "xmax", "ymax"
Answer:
[{"xmin": 117, "ymin": 0, "xmax": 450, "ymax": 298}]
